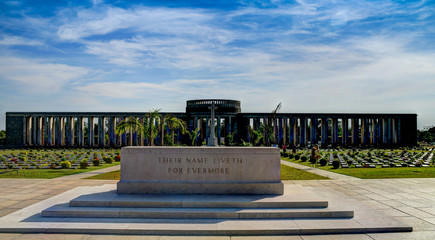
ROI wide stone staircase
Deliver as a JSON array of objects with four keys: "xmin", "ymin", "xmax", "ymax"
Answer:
[{"xmin": 34, "ymin": 184, "xmax": 412, "ymax": 235}]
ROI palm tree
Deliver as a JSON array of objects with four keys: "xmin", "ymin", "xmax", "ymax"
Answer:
[
  {"xmin": 164, "ymin": 115, "xmax": 187, "ymax": 145},
  {"xmin": 115, "ymin": 117, "xmax": 144, "ymax": 145},
  {"xmin": 144, "ymin": 109, "xmax": 161, "ymax": 146},
  {"xmin": 188, "ymin": 128, "xmax": 200, "ymax": 146}
]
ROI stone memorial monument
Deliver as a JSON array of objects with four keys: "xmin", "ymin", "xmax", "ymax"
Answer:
[{"xmin": 117, "ymin": 146, "xmax": 283, "ymax": 194}]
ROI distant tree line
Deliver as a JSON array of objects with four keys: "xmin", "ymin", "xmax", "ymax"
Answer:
[
  {"xmin": 417, "ymin": 126, "xmax": 435, "ymax": 143},
  {"xmin": 0, "ymin": 130, "xmax": 5, "ymax": 146}
]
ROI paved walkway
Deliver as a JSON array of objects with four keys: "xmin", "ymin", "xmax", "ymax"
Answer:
[
  {"xmin": 281, "ymin": 160, "xmax": 358, "ymax": 180},
  {"xmin": 0, "ymin": 166, "xmax": 435, "ymax": 239},
  {"xmin": 54, "ymin": 165, "xmax": 120, "ymax": 180}
]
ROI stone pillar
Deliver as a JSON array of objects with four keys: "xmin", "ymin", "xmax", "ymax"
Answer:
[
  {"xmin": 310, "ymin": 118, "xmax": 317, "ymax": 145},
  {"xmin": 351, "ymin": 118, "xmax": 358, "ymax": 146},
  {"xmin": 342, "ymin": 117, "xmax": 348, "ymax": 146},
  {"xmin": 44, "ymin": 117, "xmax": 49, "ymax": 146},
  {"xmin": 300, "ymin": 117, "xmax": 306, "ymax": 146},
  {"xmin": 65, "ymin": 117, "xmax": 71, "ymax": 146},
  {"xmin": 71, "ymin": 117, "xmax": 76, "ymax": 146},
  {"xmin": 108, "ymin": 117, "xmax": 115, "ymax": 146},
  {"xmin": 98, "ymin": 117, "xmax": 105, "ymax": 146},
  {"xmin": 205, "ymin": 117, "xmax": 210, "ymax": 145},
  {"xmin": 387, "ymin": 118, "xmax": 392, "ymax": 145},
  {"xmin": 361, "ymin": 118, "xmax": 368, "ymax": 145},
  {"xmin": 54, "ymin": 117, "xmax": 60, "ymax": 146},
  {"xmin": 88, "ymin": 117, "xmax": 94, "ymax": 146},
  {"xmin": 332, "ymin": 118, "xmax": 338, "ymax": 145},
  {"xmin": 26, "ymin": 116, "xmax": 32, "ymax": 146},
  {"xmin": 282, "ymin": 118, "xmax": 288, "ymax": 145},
  {"xmin": 217, "ymin": 116, "xmax": 221, "ymax": 145},
  {"xmin": 289, "ymin": 117, "xmax": 295, "ymax": 145},
  {"xmin": 321, "ymin": 117, "xmax": 328, "ymax": 146},
  {"xmin": 392, "ymin": 118, "xmax": 398, "ymax": 144},
  {"xmin": 139, "ymin": 117, "xmax": 145, "ymax": 146},
  {"xmin": 382, "ymin": 118, "xmax": 387, "ymax": 144},
  {"xmin": 121, "ymin": 117, "xmax": 127, "ymax": 146},
  {"xmin": 32, "ymin": 116, "xmax": 38, "ymax": 146},
  {"xmin": 278, "ymin": 118, "xmax": 283, "ymax": 145},
  {"xmin": 78, "ymin": 117, "xmax": 85, "ymax": 146},
  {"xmin": 60, "ymin": 117, "xmax": 65, "ymax": 146},
  {"xmin": 397, "ymin": 118, "xmax": 402, "ymax": 145},
  {"xmin": 229, "ymin": 117, "xmax": 232, "ymax": 133},
  {"xmin": 372, "ymin": 119, "xmax": 377, "ymax": 145}
]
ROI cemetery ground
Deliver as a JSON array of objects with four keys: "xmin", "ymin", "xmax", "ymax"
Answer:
[
  {"xmin": 0, "ymin": 148, "xmax": 121, "ymax": 179},
  {"xmin": 282, "ymin": 147, "xmax": 435, "ymax": 179}
]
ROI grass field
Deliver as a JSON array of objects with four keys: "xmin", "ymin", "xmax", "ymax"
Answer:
[
  {"xmin": 0, "ymin": 162, "xmax": 120, "ymax": 179},
  {"xmin": 85, "ymin": 164, "xmax": 330, "ymax": 181}
]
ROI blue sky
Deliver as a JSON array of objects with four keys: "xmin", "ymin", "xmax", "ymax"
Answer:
[{"xmin": 1, "ymin": 0, "xmax": 434, "ymax": 130}]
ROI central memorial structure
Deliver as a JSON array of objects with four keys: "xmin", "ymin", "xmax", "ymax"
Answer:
[{"xmin": 117, "ymin": 146, "xmax": 284, "ymax": 195}]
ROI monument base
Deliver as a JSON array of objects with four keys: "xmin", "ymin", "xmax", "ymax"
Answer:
[
  {"xmin": 117, "ymin": 182, "xmax": 284, "ymax": 195},
  {"xmin": 117, "ymin": 146, "xmax": 283, "ymax": 195}
]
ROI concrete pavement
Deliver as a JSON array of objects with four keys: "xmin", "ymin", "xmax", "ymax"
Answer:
[{"xmin": 0, "ymin": 164, "xmax": 434, "ymax": 239}]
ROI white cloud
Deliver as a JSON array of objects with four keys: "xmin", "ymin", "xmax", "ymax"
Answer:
[
  {"xmin": 57, "ymin": 6, "xmax": 231, "ymax": 43},
  {"xmin": 0, "ymin": 35, "xmax": 43, "ymax": 46},
  {"xmin": 0, "ymin": 57, "xmax": 90, "ymax": 93}
]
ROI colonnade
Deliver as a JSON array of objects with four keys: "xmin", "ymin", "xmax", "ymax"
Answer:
[
  {"xmin": 22, "ymin": 115, "xmax": 165, "ymax": 147},
  {"xmin": 6, "ymin": 112, "xmax": 416, "ymax": 147},
  {"xmin": 244, "ymin": 115, "xmax": 401, "ymax": 146}
]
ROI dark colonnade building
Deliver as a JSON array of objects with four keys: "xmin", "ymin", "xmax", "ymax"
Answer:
[{"xmin": 5, "ymin": 99, "xmax": 417, "ymax": 147}]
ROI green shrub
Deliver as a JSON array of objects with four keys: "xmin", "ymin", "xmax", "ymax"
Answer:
[
  {"xmin": 79, "ymin": 160, "xmax": 88, "ymax": 169},
  {"xmin": 115, "ymin": 155, "xmax": 121, "ymax": 162},
  {"xmin": 288, "ymin": 154, "xmax": 294, "ymax": 159},
  {"xmin": 301, "ymin": 156, "xmax": 307, "ymax": 162},
  {"xmin": 92, "ymin": 159, "xmax": 100, "ymax": 166},
  {"xmin": 309, "ymin": 157, "xmax": 316, "ymax": 164},
  {"xmin": 319, "ymin": 158, "xmax": 328, "ymax": 166},
  {"xmin": 103, "ymin": 156, "xmax": 113, "ymax": 164},
  {"xmin": 60, "ymin": 161, "xmax": 71, "ymax": 169},
  {"xmin": 332, "ymin": 160, "xmax": 340, "ymax": 169},
  {"xmin": 281, "ymin": 152, "xmax": 288, "ymax": 158},
  {"xmin": 294, "ymin": 154, "xmax": 300, "ymax": 160}
]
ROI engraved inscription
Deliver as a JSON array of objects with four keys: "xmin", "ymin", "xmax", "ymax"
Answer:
[{"xmin": 158, "ymin": 156, "xmax": 242, "ymax": 175}]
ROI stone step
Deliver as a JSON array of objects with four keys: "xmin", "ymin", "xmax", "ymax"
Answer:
[
  {"xmin": 42, "ymin": 204, "xmax": 353, "ymax": 219},
  {"xmin": 69, "ymin": 191, "xmax": 328, "ymax": 209},
  {"xmin": 0, "ymin": 218, "xmax": 412, "ymax": 235}
]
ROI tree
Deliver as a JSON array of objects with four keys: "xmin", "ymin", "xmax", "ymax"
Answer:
[
  {"xmin": 164, "ymin": 115, "xmax": 186, "ymax": 145},
  {"xmin": 146, "ymin": 109, "xmax": 161, "ymax": 146},
  {"xmin": 115, "ymin": 117, "xmax": 144, "ymax": 144},
  {"xmin": 248, "ymin": 126, "xmax": 263, "ymax": 146},
  {"xmin": 188, "ymin": 128, "xmax": 200, "ymax": 146},
  {"xmin": 0, "ymin": 130, "xmax": 5, "ymax": 145}
]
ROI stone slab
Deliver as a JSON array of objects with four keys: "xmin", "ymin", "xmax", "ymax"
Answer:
[
  {"xmin": 69, "ymin": 190, "xmax": 328, "ymax": 208},
  {"xmin": 118, "ymin": 147, "xmax": 283, "ymax": 194},
  {"xmin": 41, "ymin": 205, "xmax": 353, "ymax": 219}
]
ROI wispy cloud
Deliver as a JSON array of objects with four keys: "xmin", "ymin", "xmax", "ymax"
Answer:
[
  {"xmin": 0, "ymin": 35, "xmax": 43, "ymax": 46},
  {"xmin": 0, "ymin": 57, "xmax": 90, "ymax": 93}
]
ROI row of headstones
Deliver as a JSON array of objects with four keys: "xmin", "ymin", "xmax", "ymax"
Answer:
[
  {"xmin": 0, "ymin": 152, "xmax": 117, "ymax": 170},
  {"xmin": 327, "ymin": 151, "xmax": 433, "ymax": 169}
]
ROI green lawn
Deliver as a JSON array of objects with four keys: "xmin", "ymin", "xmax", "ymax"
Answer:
[
  {"xmin": 0, "ymin": 162, "xmax": 120, "ymax": 179},
  {"xmin": 283, "ymin": 158, "xmax": 435, "ymax": 179},
  {"xmin": 85, "ymin": 164, "xmax": 330, "ymax": 181}
]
